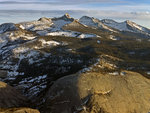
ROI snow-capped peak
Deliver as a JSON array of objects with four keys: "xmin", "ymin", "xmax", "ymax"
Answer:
[
  {"xmin": 102, "ymin": 19, "xmax": 150, "ymax": 35},
  {"xmin": 52, "ymin": 13, "xmax": 74, "ymax": 22},
  {"xmin": 125, "ymin": 20, "xmax": 143, "ymax": 31},
  {"xmin": 64, "ymin": 13, "xmax": 71, "ymax": 18},
  {"xmin": 79, "ymin": 16, "xmax": 116, "ymax": 32},
  {"xmin": 79, "ymin": 16, "xmax": 95, "ymax": 25},
  {"xmin": 38, "ymin": 17, "xmax": 52, "ymax": 23},
  {"xmin": 101, "ymin": 19, "xmax": 118, "ymax": 25},
  {"xmin": 80, "ymin": 16, "xmax": 94, "ymax": 20}
]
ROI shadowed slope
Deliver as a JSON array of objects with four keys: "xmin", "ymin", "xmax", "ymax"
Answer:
[{"xmin": 0, "ymin": 81, "xmax": 28, "ymax": 108}]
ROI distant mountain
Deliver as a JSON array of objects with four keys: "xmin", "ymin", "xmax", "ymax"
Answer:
[
  {"xmin": 102, "ymin": 19, "xmax": 150, "ymax": 35},
  {"xmin": 52, "ymin": 13, "xmax": 74, "ymax": 22},
  {"xmin": 0, "ymin": 14, "xmax": 150, "ymax": 113},
  {"xmin": 79, "ymin": 16, "xmax": 116, "ymax": 32}
]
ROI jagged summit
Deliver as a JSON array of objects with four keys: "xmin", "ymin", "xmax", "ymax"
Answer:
[
  {"xmin": 64, "ymin": 13, "xmax": 70, "ymax": 18},
  {"xmin": 102, "ymin": 19, "xmax": 150, "ymax": 34},
  {"xmin": 125, "ymin": 20, "xmax": 143, "ymax": 30},
  {"xmin": 101, "ymin": 19, "xmax": 118, "ymax": 24},
  {"xmin": 52, "ymin": 13, "xmax": 74, "ymax": 22},
  {"xmin": 79, "ymin": 16, "xmax": 97, "ymax": 24},
  {"xmin": 125, "ymin": 20, "xmax": 132, "ymax": 23},
  {"xmin": 79, "ymin": 16, "xmax": 116, "ymax": 32},
  {"xmin": 80, "ymin": 16, "xmax": 94, "ymax": 20},
  {"xmin": 38, "ymin": 17, "xmax": 52, "ymax": 23},
  {"xmin": 125, "ymin": 20, "xmax": 150, "ymax": 34},
  {"xmin": 0, "ymin": 14, "xmax": 149, "ymax": 36}
]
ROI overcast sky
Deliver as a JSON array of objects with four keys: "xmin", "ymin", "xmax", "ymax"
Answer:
[{"xmin": 0, "ymin": 0, "xmax": 150, "ymax": 28}]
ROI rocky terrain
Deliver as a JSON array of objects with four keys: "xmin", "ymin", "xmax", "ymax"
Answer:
[{"xmin": 0, "ymin": 13, "xmax": 150, "ymax": 113}]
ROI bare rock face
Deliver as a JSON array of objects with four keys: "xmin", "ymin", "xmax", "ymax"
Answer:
[
  {"xmin": 79, "ymin": 16, "xmax": 115, "ymax": 32},
  {"xmin": 0, "ymin": 70, "xmax": 7, "ymax": 78},
  {"xmin": 0, "ymin": 81, "xmax": 40, "ymax": 113},
  {"xmin": 0, "ymin": 81, "xmax": 29, "ymax": 108},
  {"xmin": 0, "ymin": 108, "xmax": 40, "ymax": 113},
  {"xmin": 0, "ymin": 23, "xmax": 17, "ymax": 33},
  {"xmin": 52, "ymin": 13, "xmax": 74, "ymax": 22},
  {"xmin": 38, "ymin": 17, "xmax": 52, "ymax": 23},
  {"xmin": 42, "ymin": 71, "xmax": 150, "ymax": 113}
]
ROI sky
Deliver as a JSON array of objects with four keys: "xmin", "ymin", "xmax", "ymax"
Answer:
[{"xmin": 0, "ymin": 0, "xmax": 150, "ymax": 28}]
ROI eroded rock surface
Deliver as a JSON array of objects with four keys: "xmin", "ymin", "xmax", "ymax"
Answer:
[
  {"xmin": 42, "ymin": 71, "xmax": 150, "ymax": 113},
  {"xmin": 0, "ymin": 108, "xmax": 40, "ymax": 113},
  {"xmin": 0, "ymin": 81, "xmax": 28, "ymax": 108}
]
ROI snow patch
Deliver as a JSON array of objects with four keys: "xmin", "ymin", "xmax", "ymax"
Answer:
[
  {"xmin": 97, "ymin": 40, "xmax": 101, "ymax": 44},
  {"xmin": 46, "ymin": 30, "xmax": 98, "ymax": 38},
  {"xmin": 19, "ymin": 25, "xmax": 25, "ymax": 29},
  {"xmin": 109, "ymin": 35, "xmax": 119, "ymax": 41},
  {"xmin": 13, "ymin": 47, "xmax": 29, "ymax": 54},
  {"xmin": 78, "ymin": 34, "xmax": 97, "ymax": 38},
  {"xmin": 51, "ymin": 20, "xmax": 71, "ymax": 32},
  {"xmin": 22, "ymin": 36, "xmax": 36, "ymax": 40},
  {"xmin": 147, "ymin": 71, "xmax": 150, "ymax": 75},
  {"xmin": 109, "ymin": 72, "xmax": 119, "ymax": 75},
  {"xmin": 39, "ymin": 39, "xmax": 60, "ymax": 46},
  {"xmin": 46, "ymin": 31, "xmax": 78, "ymax": 37}
]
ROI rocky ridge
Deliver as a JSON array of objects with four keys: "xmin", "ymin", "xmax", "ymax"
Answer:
[{"xmin": 0, "ymin": 14, "xmax": 150, "ymax": 113}]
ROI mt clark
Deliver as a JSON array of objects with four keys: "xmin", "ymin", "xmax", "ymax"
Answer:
[{"xmin": 0, "ymin": 14, "xmax": 150, "ymax": 113}]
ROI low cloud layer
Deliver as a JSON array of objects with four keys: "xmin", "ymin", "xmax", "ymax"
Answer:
[
  {"xmin": 0, "ymin": 1, "xmax": 149, "ymax": 12},
  {"xmin": 0, "ymin": 0, "xmax": 123, "ymax": 4}
]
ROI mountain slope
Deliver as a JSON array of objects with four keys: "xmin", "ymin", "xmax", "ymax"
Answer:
[
  {"xmin": 0, "ymin": 81, "xmax": 28, "ymax": 108},
  {"xmin": 0, "ymin": 14, "xmax": 150, "ymax": 113},
  {"xmin": 79, "ymin": 16, "xmax": 116, "ymax": 32},
  {"xmin": 102, "ymin": 19, "xmax": 150, "ymax": 35}
]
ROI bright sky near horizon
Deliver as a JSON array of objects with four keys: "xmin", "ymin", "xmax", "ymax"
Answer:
[{"xmin": 0, "ymin": 0, "xmax": 150, "ymax": 28}]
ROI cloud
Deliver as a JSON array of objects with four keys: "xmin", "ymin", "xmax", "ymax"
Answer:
[
  {"xmin": 0, "ymin": 10, "xmax": 150, "ymax": 28},
  {"xmin": 0, "ymin": 0, "xmax": 149, "ymax": 12},
  {"xmin": 57, "ymin": 0, "xmax": 124, "ymax": 4},
  {"xmin": 0, "ymin": 0, "xmax": 123, "ymax": 4},
  {"xmin": 0, "ymin": 0, "xmax": 149, "ymax": 28},
  {"xmin": 81, "ymin": 10, "xmax": 150, "ymax": 20}
]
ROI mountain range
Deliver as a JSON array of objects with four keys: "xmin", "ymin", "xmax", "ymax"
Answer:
[{"xmin": 0, "ymin": 14, "xmax": 150, "ymax": 113}]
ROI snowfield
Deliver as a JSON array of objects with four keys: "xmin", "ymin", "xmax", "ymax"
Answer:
[
  {"xmin": 39, "ymin": 39, "xmax": 60, "ymax": 46},
  {"xmin": 102, "ymin": 19, "xmax": 150, "ymax": 34},
  {"xmin": 46, "ymin": 31, "xmax": 98, "ymax": 38}
]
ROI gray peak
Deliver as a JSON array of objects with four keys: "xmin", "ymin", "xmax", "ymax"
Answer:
[
  {"xmin": 52, "ymin": 13, "xmax": 74, "ymax": 22},
  {"xmin": 38, "ymin": 17, "xmax": 52, "ymax": 23},
  {"xmin": 125, "ymin": 20, "xmax": 135, "ymax": 25},
  {"xmin": 64, "ymin": 13, "xmax": 70, "ymax": 18},
  {"xmin": 80, "ymin": 16, "xmax": 94, "ymax": 20},
  {"xmin": 101, "ymin": 19, "xmax": 118, "ymax": 24}
]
